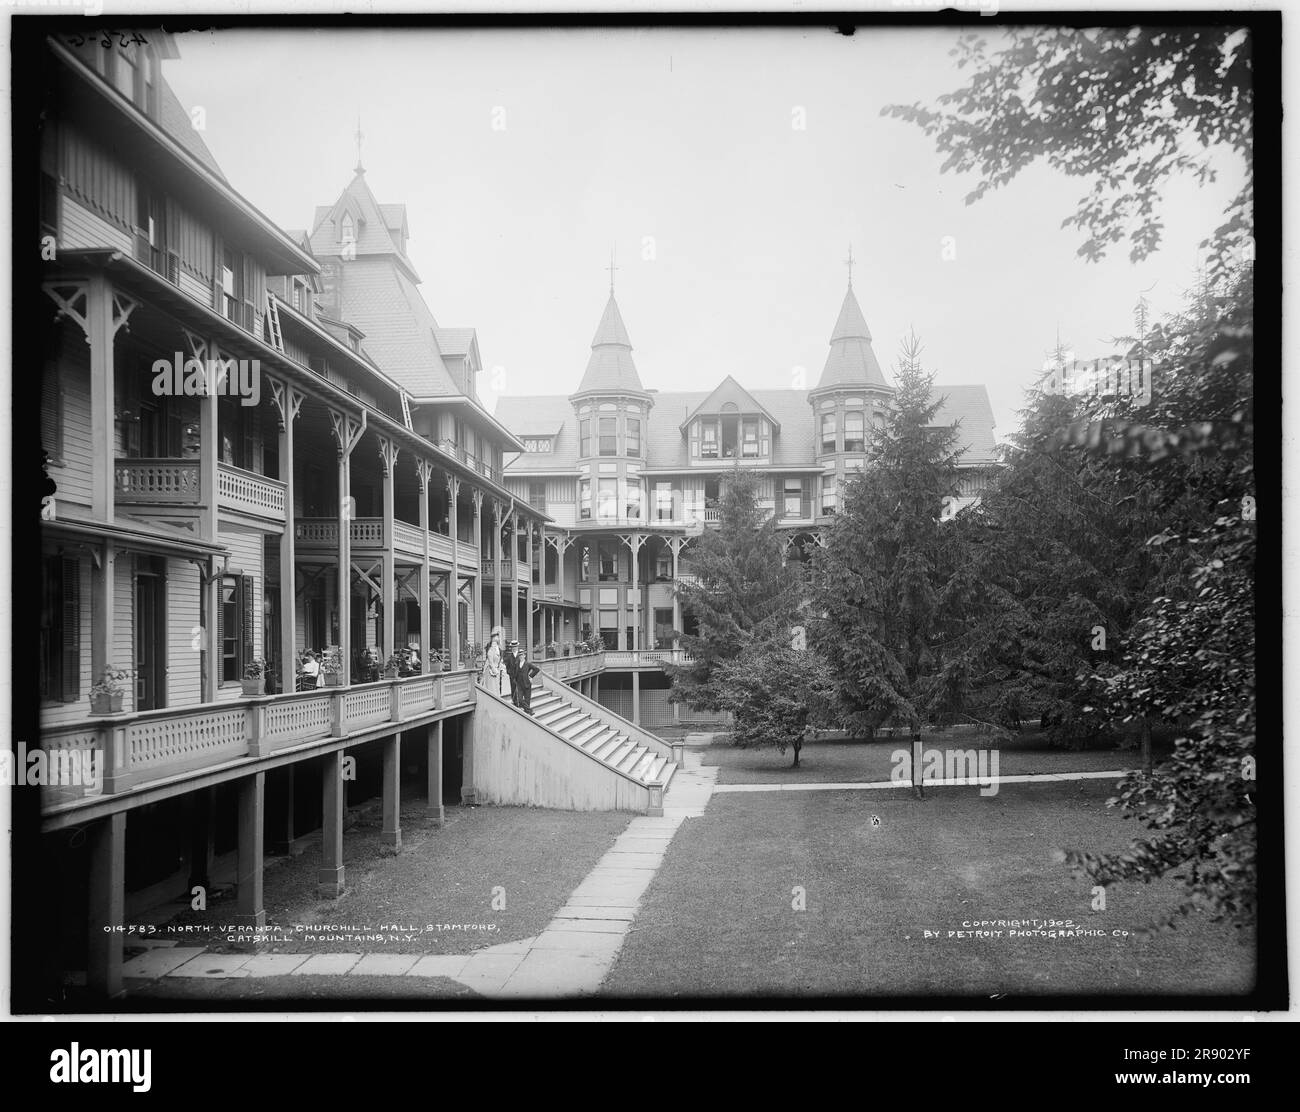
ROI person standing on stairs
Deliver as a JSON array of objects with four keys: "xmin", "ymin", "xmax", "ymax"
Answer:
[
  {"xmin": 515, "ymin": 648, "xmax": 540, "ymax": 715},
  {"xmin": 504, "ymin": 639, "xmax": 523, "ymax": 708},
  {"xmin": 483, "ymin": 626, "xmax": 512, "ymax": 699}
]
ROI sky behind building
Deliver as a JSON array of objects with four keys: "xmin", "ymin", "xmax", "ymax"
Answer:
[{"xmin": 166, "ymin": 26, "xmax": 1247, "ymax": 440}]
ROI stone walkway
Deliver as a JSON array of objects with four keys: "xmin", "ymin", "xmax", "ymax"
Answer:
[
  {"xmin": 122, "ymin": 751, "xmax": 719, "ymax": 999},
  {"xmin": 712, "ymin": 769, "xmax": 1129, "ymax": 793}
]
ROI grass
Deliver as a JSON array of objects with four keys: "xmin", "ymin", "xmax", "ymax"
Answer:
[
  {"xmin": 149, "ymin": 786, "xmax": 630, "ymax": 959},
  {"xmin": 703, "ymin": 728, "xmax": 1161, "ymax": 785},
  {"xmin": 601, "ymin": 780, "xmax": 1254, "ymax": 1000}
]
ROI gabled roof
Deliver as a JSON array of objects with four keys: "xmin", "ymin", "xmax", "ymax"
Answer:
[
  {"xmin": 309, "ymin": 168, "xmax": 420, "ymax": 282},
  {"xmin": 435, "ymin": 328, "xmax": 478, "ymax": 359},
  {"xmin": 815, "ymin": 285, "xmax": 890, "ymax": 392},
  {"xmin": 158, "ymin": 78, "xmax": 226, "ymax": 182},
  {"xmin": 573, "ymin": 291, "xmax": 647, "ymax": 397},
  {"xmin": 497, "ymin": 384, "xmax": 996, "ymax": 475},
  {"xmin": 679, "ymin": 375, "xmax": 781, "ymax": 433}
]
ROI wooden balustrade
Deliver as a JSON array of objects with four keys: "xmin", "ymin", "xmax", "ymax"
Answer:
[
  {"xmin": 217, "ymin": 462, "xmax": 286, "ymax": 518},
  {"xmin": 114, "ymin": 458, "xmax": 201, "ymax": 504},
  {"xmin": 37, "ymin": 670, "xmax": 478, "ymax": 808}
]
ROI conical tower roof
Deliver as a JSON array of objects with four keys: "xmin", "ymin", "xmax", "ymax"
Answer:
[
  {"xmin": 815, "ymin": 285, "xmax": 890, "ymax": 391},
  {"xmin": 574, "ymin": 291, "xmax": 646, "ymax": 396}
]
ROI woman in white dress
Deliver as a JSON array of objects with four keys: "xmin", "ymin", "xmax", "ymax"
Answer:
[{"xmin": 482, "ymin": 626, "xmax": 512, "ymax": 698}]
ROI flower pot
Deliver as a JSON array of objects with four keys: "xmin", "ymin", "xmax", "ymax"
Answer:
[
  {"xmin": 89, "ymin": 692, "xmax": 124, "ymax": 716},
  {"xmin": 324, "ymin": 671, "xmax": 343, "ymax": 688},
  {"xmin": 384, "ymin": 666, "xmax": 400, "ymax": 680},
  {"xmin": 241, "ymin": 677, "xmax": 265, "ymax": 697}
]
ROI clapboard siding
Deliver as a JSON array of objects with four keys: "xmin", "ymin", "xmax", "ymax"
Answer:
[
  {"xmin": 167, "ymin": 558, "xmax": 203, "ymax": 708},
  {"xmin": 178, "ymin": 269, "xmax": 212, "ymax": 307},
  {"xmin": 60, "ymin": 196, "xmax": 133, "ymax": 254},
  {"xmin": 49, "ymin": 325, "xmax": 94, "ymax": 509}
]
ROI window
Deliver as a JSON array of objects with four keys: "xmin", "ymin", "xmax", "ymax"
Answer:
[
  {"xmin": 340, "ymin": 212, "xmax": 354, "ymax": 244},
  {"xmin": 40, "ymin": 555, "xmax": 80, "ymax": 703},
  {"xmin": 655, "ymin": 551, "xmax": 672, "ymax": 580},
  {"xmin": 598, "ymin": 545, "xmax": 618, "ymax": 581},
  {"xmin": 821, "ymin": 413, "xmax": 837, "ymax": 453},
  {"xmin": 626, "ymin": 418, "xmax": 641, "ymax": 457},
  {"xmin": 784, "ymin": 478, "xmax": 804, "ymax": 518},
  {"xmin": 218, "ymin": 574, "xmax": 255, "ymax": 684},
  {"xmin": 578, "ymin": 479, "xmax": 592, "ymax": 520},
  {"xmin": 112, "ymin": 42, "xmax": 137, "ymax": 100},
  {"xmin": 579, "ymin": 419, "xmax": 591, "ymax": 457},
  {"xmin": 597, "ymin": 478, "xmax": 618, "ymax": 520},
  {"xmin": 700, "ymin": 420, "xmax": 719, "ymax": 459},
  {"xmin": 523, "ymin": 438, "xmax": 552, "ymax": 453},
  {"xmin": 821, "ymin": 473, "xmax": 838, "ymax": 515},
  {"xmin": 654, "ymin": 481, "xmax": 674, "ymax": 521},
  {"xmin": 844, "ymin": 411, "xmax": 865, "ymax": 453},
  {"xmin": 292, "ymin": 279, "xmax": 307, "ymax": 313},
  {"xmin": 220, "ymin": 247, "xmax": 240, "ymax": 321},
  {"xmin": 625, "ymin": 480, "xmax": 642, "ymax": 520},
  {"xmin": 742, "ymin": 417, "xmax": 760, "ymax": 457},
  {"xmin": 599, "ymin": 416, "xmax": 618, "ymax": 456},
  {"xmin": 528, "ymin": 481, "xmax": 546, "ymax": 511}
]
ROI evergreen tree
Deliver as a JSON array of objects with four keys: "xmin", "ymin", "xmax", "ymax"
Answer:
[
  {"xmin": 668, "ymin": 467, "xmax": 803, "ymax": 712},
  {"xmin": 809, "ymin": 332, "xmax": 986, "ymax": 796}
]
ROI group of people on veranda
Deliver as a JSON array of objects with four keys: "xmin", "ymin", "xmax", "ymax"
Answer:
[{"xmin": 481, "ymin": 625, "xmax": 540, "ymax": 714}]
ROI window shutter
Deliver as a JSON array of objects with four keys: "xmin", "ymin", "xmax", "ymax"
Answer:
[
  {"xmin": 61, "ymin": 557, "xmax": 80, "ymax": 701},
  {"xmin": 216, "ymin": 577, "xmax": 224, "ymax": 654},
  {"xmin": 42, "ymin": 370, "xmax": 62, "ymax": 460},
  {"xmin": 242, "ymin": 575, "xmax": 255, "ymax": 672}
]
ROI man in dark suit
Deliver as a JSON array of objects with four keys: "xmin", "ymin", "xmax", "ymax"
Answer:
[
  {"xmin": 515, "ymin": 649, "xmax": 539, "ymax": 715},
  {"xmin": 504, "ymin": 639, "xmax": 523, "ymax": 708}
]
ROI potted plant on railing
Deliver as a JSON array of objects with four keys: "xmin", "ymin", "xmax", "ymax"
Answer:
[
  {"xmin": 546, "ymin": 641, "xmax": 560, "ymax": 659},
  {"xmin": 321, "ymin": 645, "xmax": 344, "ymax": 687},
  {"xmin": 384, "ymin": 652, "xmax": 405, "ymax": 680},
  {"xmin": 88, "ymin": 665, "xmax": 132, "ymax": 715},
  {"xmin": 241, "ymin": 658, "xmax": 266, "ymax": 697},
  {"xmin": 584, "ymin": 633, "xmax": 604, "ymax": 656},
  {"xmin": 471, "ymin": 642, "xmax": 486, "ymax": 670}
]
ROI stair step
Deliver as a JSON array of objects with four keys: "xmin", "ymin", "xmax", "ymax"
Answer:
[
  {"xmin": 556, "ymin": 715, "xmax": 598, "ymax": 740},
  {"xmin": 571, "ymin": 722, "xmax": 609, "ymax": 748},
  {"xmin": 540, "ymin": 708, "xmax": 585, "ymax": 732},
  {"xmin": 605, "ymin": 740, "xmax": 636, "ymax": 768},
  {"xmin": 593, "ymin": 736, "xmax": 627, "ymax": 762},
  {"xmin": 644, "ymin": 756, "xmax": 666, "ymax": 783},
  {"xmin": 531, "ymin": 694, "xmax": 561, "ymax": 711},
  {"xmin": 616, "ymin": 745, "xmax": 647, "ymax": 773}
]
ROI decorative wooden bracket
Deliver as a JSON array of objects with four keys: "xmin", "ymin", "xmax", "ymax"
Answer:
[
  {"xmin": 328, "ymin": 408, "xmax": 366, "ymax": 460},
  {"xmin": 415, "ymin": 457, "xmax": 435, "ymax": 494},
  {"xmin": 42, "ymin": 281, "xmax": 89, "ymax": 342},
  {"xmin": 377, "ymin": 436, "xmax": 400, "ymax": 477},
  {"xmin": 268, "ymin": 377, "xmax": 304, "ymax": 432}
]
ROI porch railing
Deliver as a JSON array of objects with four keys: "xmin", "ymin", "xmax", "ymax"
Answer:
[
  {"xmin": 114, "ymin": 458, "xmax": 201, "ymax": 504},
  {"xmin": 481, "ymin": 558, "xmax": 532, "ymax": 583},
  {"xmin": 602, "ymin": 649, "xmax": 696, "ymax": 667},
  {"xmin": 532, "ymin": 650, "xmax": 606, "ymax": 682},
  {"xmin": 37, "ymin": 669, "xmax": 477, "ymax": 806},
  {"xmin": 217, "ymin": 462, "xmax": 286, "ymax": 519}
]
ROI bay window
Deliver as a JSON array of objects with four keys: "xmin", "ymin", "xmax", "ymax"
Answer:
[
  {"xmin": 844, "ymin": 411, "xmax": 865, "ymax": 453},
  {"xmin": 821, "ymin": 412, "xmax": 837, "ymax": 452},
  {"xmin": 599, "ymin": 417, "xmax": 618, "ymax": 456}
]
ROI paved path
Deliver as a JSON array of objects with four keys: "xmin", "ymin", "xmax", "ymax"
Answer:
[
  {"xmin": 123, "ymin": 752, "xmax": 720, "ymax": 999},
  {"xmin": 713, "ymin": 769, "xmax": 1130, "ymax": 793}
]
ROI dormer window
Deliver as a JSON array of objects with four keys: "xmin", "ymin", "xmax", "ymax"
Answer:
[
  {"xmin": 700, "ymin": 420, "xmax": 719, "ymax": 459},
  {"xmin": 523, "ymin": 437, "xmax": 553, "ymax": 453},
  {"xmin": 340, "ymin": 212, "xmax": 354, "ymax": 243},
  {"xmin": 741, "ymin": 418, "xmax": 759, "ymax": 457}
]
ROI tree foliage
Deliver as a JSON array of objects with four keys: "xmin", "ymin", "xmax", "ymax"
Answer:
[
  {"xmin": 669, "ymin": 468, "xmax": 803, "ymax": 711},
  {"xmin": 715, "ymin": 643, "xmax": 838, "ymax": 768}
]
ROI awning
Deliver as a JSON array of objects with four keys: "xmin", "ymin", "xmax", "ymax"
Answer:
[{"xmin": 43, "ymin": 515, "xmax": 228, "ymax": 562}]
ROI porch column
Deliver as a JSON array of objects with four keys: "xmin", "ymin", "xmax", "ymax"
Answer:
[
  {"xmin": 632, "ymin": 670, "xmax": 641, "ymax": 726},
  {"xmin": 272, "ymin": 767, "xmax": 296, "ymax": 855},
  {"xmin": 86, "ymin": 274, "xmax": 120, "ymax": 521},
  {"xmin": 461, "ymin": 712, "xmax": 477, "ymax": 805},
  {"xmin": 492, "ymin": 501, "xmax": 504, "ymax": 634},
  {"xmin": 446, "ymin": 473, "xmax": 460, "ymax": 668},
  {"xmin": 427, "ymin": 719, "xmax": 445, "ymax": 825},
  {"xmin": 87, "ymin": 811, "xmax": 126, "ymax": 998},
  {"xmin": 272, "ymin": 380, "xmax": 303, "ymax": 696},
  {"xmin": 381, "ymin": 734, "xmax": 401, "ymax": 848},
  {"xmin": 379, "ymin": 437, "xmax": 399, "ymax": 660},
  {"xmin": 511, "ymin": 511, "xmax": 522, "ymax": 643},
  {"xmin": 91, "ymin": 543, "xmax": 117, "ymax": 702},
  {"xmin": 329, "ymin": 409, "xmax": 365, "ymax": 685},
  {"xmin": 524, "ymin": 521, "xmax": 535, "ymax": 658},
  {"xmin": 670, "ymin": 537, "xmax": 687, "ymax": 650},
  {"xmin": 236, "ymin": 772, "xmax": 266, "ymax": 927},
  {"xmin": 319, "ymin": 749, "xmax": 346, "ymax": 896},
  {"xmin": 471, "ymin": 490, "xmax": 483, "ymax": 647},
  {"xmin": 417, "ymin": 460, "xmax": 432, "ymax": 672}
]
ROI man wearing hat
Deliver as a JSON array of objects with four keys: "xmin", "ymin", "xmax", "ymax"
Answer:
[
  {"xmin": 504, "ymin": 639, "xmax": 523, "ymax": 708},
  {"xmin": 515, "ymin": 647, "xmax": 540, "ymax": 715}
]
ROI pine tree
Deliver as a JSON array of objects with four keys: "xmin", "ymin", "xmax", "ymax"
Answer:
[
  {"xmin": 809, "ymin": 331, "xmax": 983, "ymax": 797},
  {"xmin": 669, "ymin": 467, "xmax": 803, "ymax": 712}
]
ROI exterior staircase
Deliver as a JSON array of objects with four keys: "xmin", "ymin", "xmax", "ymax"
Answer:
[
  {"xmin": 469, "ymin": 675, "xmax": 681, "ymax": 814},
  {"xmin": 528, "ymin": 686, "xmax": 678, "ymax": 792}
]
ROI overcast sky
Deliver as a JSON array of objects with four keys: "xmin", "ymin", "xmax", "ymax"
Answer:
[{"xmin": 166, "ymin": 25, "xmax": 1246, "ymax": 440}]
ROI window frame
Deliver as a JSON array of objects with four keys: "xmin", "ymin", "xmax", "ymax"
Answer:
[
  {"xmin": 598, "ymin": 416, "xmax": 618, "ymax": 456},
  {"xmin": 844, "ymin": 410, "xmax": 865, "ymax": 453},
  {"xmin": 821, "ymin": 412, "xmax": 837, "ymax": 453}
]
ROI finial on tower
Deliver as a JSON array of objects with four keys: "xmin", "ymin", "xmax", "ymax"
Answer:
[
  {"xmin": 845, "ymin": 242, "xmax": 855, "ymax": 288},
  {"xmin": 607, "ymin": 245, "xmax": 619, "ymax": 293},
  {"xmin": 354, "ymin": 114, "xmax": 365, "ymax": 175}
]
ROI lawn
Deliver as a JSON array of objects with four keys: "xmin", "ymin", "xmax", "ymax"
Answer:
[
  {"xmin": 701, "ymin": 729, "xmax": 1159, "ymax": 785},
  {"xmin": 601, "ymin": 780, "xmax": 1255, "ymax": 1000},
  {"xmin": 150, "ymin": 787, "xmax": 630, "ymax": 958}
]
